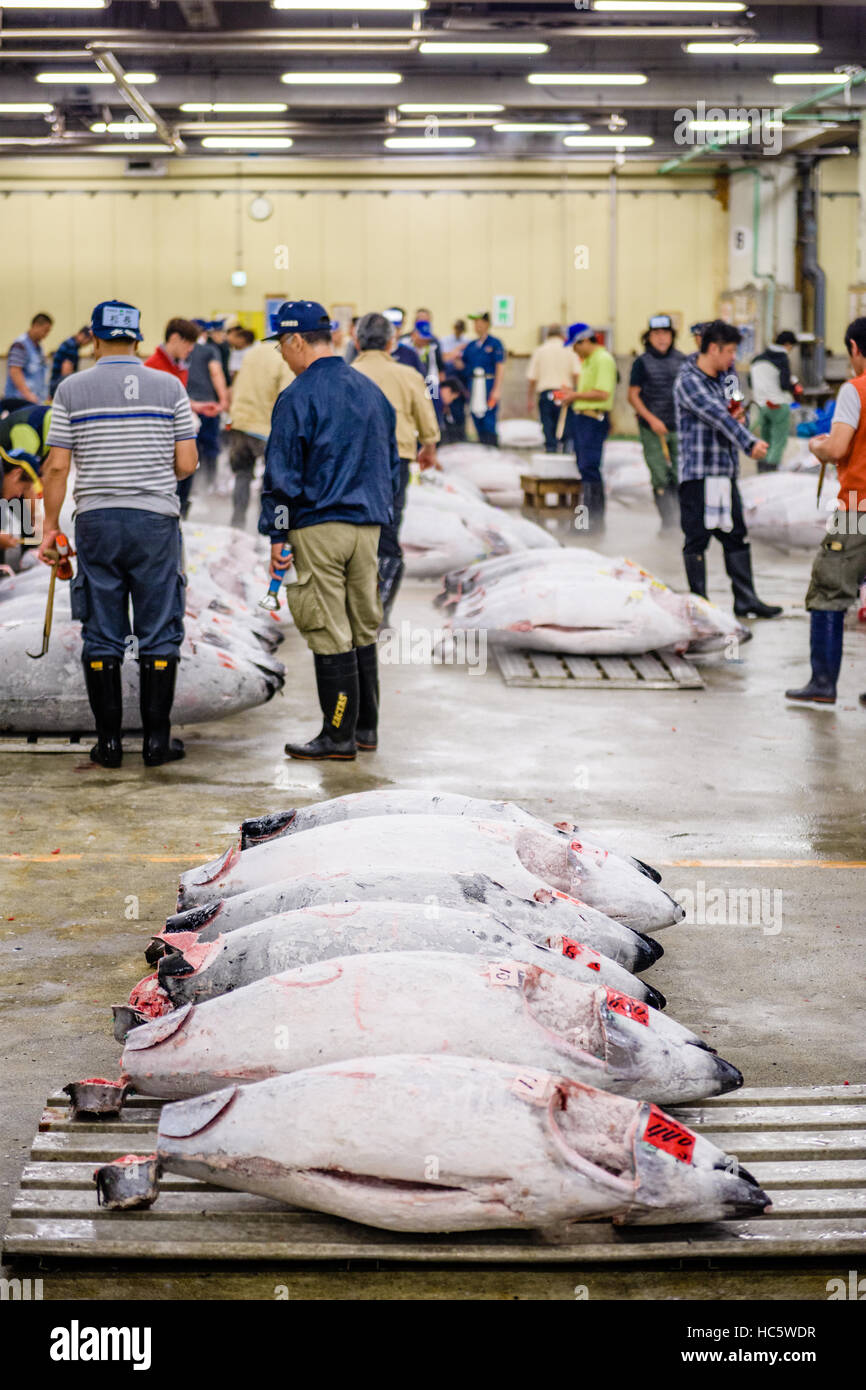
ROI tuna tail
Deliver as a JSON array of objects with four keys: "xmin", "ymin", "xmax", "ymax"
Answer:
[
  {"xmin": 629, "ymin": 930, "xmax": 664, "ymax": 970},
  {"xmin": 164, "ymin": 900, "xmax": 223, "ymax": 934},
  {"xmin": 157, "ymin": 942, "xmax": 197, "ymax": 987},
  {"xmin": 95, "ymin": 1155, "xmax": 160, "ymax": 1211},
  {"xmin": 239, "ymin": 808, "xmax": 298, "ymax": 849},
  {"xmin": 630, "ymin": 856, "xmax": 662, "ymax": 884}
]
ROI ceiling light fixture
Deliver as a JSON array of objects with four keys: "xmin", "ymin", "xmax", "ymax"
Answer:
[
  {"xmin": 419, "ymin": 42, "xmax": 548, "ymax": 55},
  {"xmin": 594, "ymin": 2, "xmax": 745, "ymax": 11},
  {"xmin": 563, "ymin": 134, "xmax": 654, "ymax": 147},
  {"xmin": 0, "ymin": 103, "xmax": 54, "ymax": 113},
  {"xmin": 384, "ymin": 136, "xmax": 476, "ymax": 149},
  {"xmin": 528, "ymin": 73, "xmax": 648, "ymax": 86},
  {"xmin": 90, "ymin": 120, "xmax": 157, "ymax": 134},
  {"xmin": 398, "ymin": 103, "xmax": 504, "ymax": 113},
  {"xmin": 273, "ymin": 0, "xmax": 424, "ymax": 6},
  {"xmin": 772, "ymin": 74, "xmax": 848, "ymax": 85},
  {"xmin": 686, "ymin": 43, "xmax": 821, "ymax": 55},
  {"xmin": 201, "ymin": 136, "xmax": 294, "ymax": 149},
  {"xmin": 35, "ymin": 71, "xmax": 157, "ymax": 84},
  {"xmin": 281, "ymin": 71, "xmax": 402, "ymax": 84},
  {"xmin": 180, "ymin": 103, "xmax": 289, "ymax": 113}
]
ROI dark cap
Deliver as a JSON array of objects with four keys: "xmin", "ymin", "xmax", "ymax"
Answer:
[
  {"xmin": 90, "ymin": 300, "xmax": 143, "ymax": 342},
  {"xmin": 266, "ymin": 300, "xmax": 331, "ymax": 340}
]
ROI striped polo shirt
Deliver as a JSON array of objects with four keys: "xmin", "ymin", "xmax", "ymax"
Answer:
[{"xmin": 47, "ymin": 356, "xmax": 197, "ymax": 517}]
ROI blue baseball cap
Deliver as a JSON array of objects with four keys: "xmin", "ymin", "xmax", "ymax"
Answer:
[
  {"xmin": 413, "ymin": 318, "xmax": 434, "ymax": 340},
  {"xmin": 90, "ymin": 299, "xmax": 143, "ymax": 342},
  {"xmin": 266, "ymin": 300, "xmax": 331, "ymax": 340},
  {"xmin": 564, "ymin": 321, "xmax": 594, "ymax": 347}
]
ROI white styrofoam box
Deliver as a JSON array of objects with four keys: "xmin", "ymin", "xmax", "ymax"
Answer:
[{"xmin": 528, "ymin": 452, "xmax": 580, "ymax": 480}]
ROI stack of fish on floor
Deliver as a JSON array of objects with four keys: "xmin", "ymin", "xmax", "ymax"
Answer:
[
  {"xmin": 436, "ymin": 549, "xmax": 749, "ymax": 657},
  {"xmin": 83, "ymin": 790, "xmax": 772, "ymax": 1233},
  {"xmin": 0, "ymin": 524, "xmax": 286, "ymax": 734}
]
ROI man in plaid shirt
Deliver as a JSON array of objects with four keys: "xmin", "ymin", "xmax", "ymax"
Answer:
[{"xmin": 674, "ymin": 320, "xmax": 782, "ymax": 619}]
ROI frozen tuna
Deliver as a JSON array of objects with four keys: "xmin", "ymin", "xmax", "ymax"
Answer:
[
  {"xmin": 177, "ymin": 813, "xmax": 684, "ymax": 935},
  {"xmin": 165, "ymin": 869, "xmax": 663, "ymax": 975},
  {"xmin": 151, "ymin": 900, "xmax": 663, "ymax": 1006},
  {"xmin": 122, "ymin": 951, "xmax": 738, "ymax": 1104},
  {"xmin": 133, "ymin": 1055, "xmax": 770, "ymax": 1231}
]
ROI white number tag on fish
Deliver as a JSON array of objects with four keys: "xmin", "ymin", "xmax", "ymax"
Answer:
[
  {"xmin": 510, "ymin": 1068, "xmax": 557, "ymax": 1107},
  {"xmin": 487, "ymin": 962, "xmax": 526, "ymax": 989}
]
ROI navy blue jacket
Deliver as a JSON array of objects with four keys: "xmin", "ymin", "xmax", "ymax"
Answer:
[{"xmin": 259, "ymin": 354, "xmax": 401, "ymax": 541}]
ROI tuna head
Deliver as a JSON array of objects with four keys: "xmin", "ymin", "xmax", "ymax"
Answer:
[{"xmin": 562, "ymin": 837, "xmax": 686, "ymax": 932}]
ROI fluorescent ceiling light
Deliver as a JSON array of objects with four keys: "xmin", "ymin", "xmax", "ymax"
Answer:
[
  {"xmin": 90, "ymin": 121, "xmax": 157, "ymax": 134},
  {"xmin": 419, "ymin": 42, "xmax": 548, "ymax": 55},
  {"xmin": 181, "ymin": 102, "xmax": 289, "ymax": 113},
  {"xmin": 398, "ymin": 118, "xmax": 496, "ymax": 127},
  {"xmin": 528, "ymin": 73, "xmax": 647, "ymax": 86},
  {"xmin": 686, "ymin": 42, "xmax": 820, "ymax": 55},
  {"xmin": 398, "ymin": 103, "xmax": 504, "ymax": 113},
  {"xmin": 0, "ymin": 103, "xmax": 54, "ymax": 113},
  {"xmin": 563, "ymin": 134, "xmax": 654, "ymax": 147},
  {"xmin": 689, "ymin": 120, "xmax": 750, "ymax": 131},
  {"xmin": 201, "ymin": 136, "xmax": 294, "ymax": 149},
  {"xmin": 281, "ymin": 71, "xmax": 402, "ymax": 84},
  {"xmin": 385, "ymin": 136, "xmax": 476, "ymax": 149},
  {"xmin": 494, "ymin": 122, "xmax": 591, "ymax": 133},
  {"xmin": 89, "ymin": 144, "xmax": 172, "ymax": 153},
  {"xmin": 594, "ymin": 2, "xmax": 745, "ymax": 11},
  {"xmin": 0, "ymin": 0, "xmax": 105, "ymax": 6},
  {"xmin": 772, "ymin": 74, "xmax": 847, "ymax": 85},
  {"xmin": 35, "ymin": 71, "xmax": 157, "ymax": 84},
  {"xmin": 273, "ymin": 0, "xmax": 424, "ymax": 6}
]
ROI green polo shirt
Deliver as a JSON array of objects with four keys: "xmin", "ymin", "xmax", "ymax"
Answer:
[{"xmin": 573, "ymin": 345, "xmax": 617, "ymax": 414}]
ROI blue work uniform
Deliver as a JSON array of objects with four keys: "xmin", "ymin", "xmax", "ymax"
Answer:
[
  {"xmin": 49, "ymin": 336, "xmax": 81, "ymax": 397},
  {"xmin": 5, "ymin": 333, "xmax": 48, "ymax": 402},
  {"xmin": 392, "ymin": 342, "xmax": 425, "ymax": 376},
  {"xmin": 259, "ymin": 355, "xmax": 400, "ymax": 541},
  {"xmin": 460, "ymin": 334, "xmax": 506, "ymax": 446}
]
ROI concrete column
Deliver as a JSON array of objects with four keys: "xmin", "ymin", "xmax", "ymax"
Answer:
[{"xmin": 859, "ymin": 112, "xmax": 866, "ymax": 283}]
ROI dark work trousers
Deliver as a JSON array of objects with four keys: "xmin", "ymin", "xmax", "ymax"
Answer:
[
  {"xmin": 228, "ymin": 428, "xmax": 267, "ymax": 529},
  {"xmin": 195, "ymin": 412, "xmax": 221, "ymax": 484},
  {"xmin": 571, "ymin": 412, "xmax": 610, "ymax": 483},
  {"xmin": 71, "ymin": 509, "xmax": 185, "ymax": 662},
  {"xmin": 378, "ymin": 458, "xmax": 411, "ymax": 562},
  {"xmin": 679, "ymin": 477, "xmax": 748, "ymax": 556},
  {"xmin": 471, "ymin": 403, "xmax": 499, "ymax": 448},
  {"xmin": 537, "ymin": 391, "xmax": 563, "ymax": 452}
]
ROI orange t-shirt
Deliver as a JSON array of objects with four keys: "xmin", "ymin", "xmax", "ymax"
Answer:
[{"xmin": 837, "ymin": 374, "xmax": 866, "ymax": 510}]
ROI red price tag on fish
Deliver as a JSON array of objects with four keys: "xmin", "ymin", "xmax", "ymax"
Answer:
[
  {"xmin": 641, "ymin": 1105, "xmax": 697, "ymax": 1164},
  {"xmin": 510, "ymin": 1068, "xmax": 557, "ymax": 1107},
  {"xmin": 487, "ymin": 961, "xmax": 526, "ymax": 989},
  {"xmin": 604, "ymin": 987, "xmax": 650, "ymax": 1027}
]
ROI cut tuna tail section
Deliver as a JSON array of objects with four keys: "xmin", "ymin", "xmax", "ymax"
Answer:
[{"xmin": 240, "ymin": 809, "xmax": 298, "ymax": 849}]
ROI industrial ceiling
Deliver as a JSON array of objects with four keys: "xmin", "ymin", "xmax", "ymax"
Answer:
[{"xmin": 0, "ymin": 2, "xmax": 863, "ymax": 164}]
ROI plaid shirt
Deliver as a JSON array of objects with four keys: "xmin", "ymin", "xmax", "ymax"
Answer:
[{"xmin": 674, "ymin": 358, "xmax": 756, "ymax": 482}]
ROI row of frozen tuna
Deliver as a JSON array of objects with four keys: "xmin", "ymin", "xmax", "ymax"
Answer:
[
  {"xmin": 89, "ymin": 790, "xmax": 771, "ymax": 1232},
  {"xmin": 0, "ymin": 524, "xmax": 286, "ymax": 733},
  {"xmin": 401, "ymin": 467, "xmax": 558, "ymax": 578},
  {"xmin": 436, "ymin": 548, "xmax": 748, "ymax": 656}
]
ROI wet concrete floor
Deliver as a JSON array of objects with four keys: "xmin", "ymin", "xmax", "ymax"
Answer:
[{"xmin": 1, "ymin": 470, "xmax": 864, "ymax": 1299}]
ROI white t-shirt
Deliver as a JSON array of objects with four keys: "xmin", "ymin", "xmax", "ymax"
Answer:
[
  {"xmin": 527, "ymin": 338, "xmax": 578, "ymax": 393},
  {"xmin": 833, "ymin": 380, "xmax": 862, "ymax": 430}
]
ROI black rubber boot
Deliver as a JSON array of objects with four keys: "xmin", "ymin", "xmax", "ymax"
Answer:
[
  {"xmin": 355, "ymin": 642, "xmax": 379, "ymax": 752},
  {"xmin": 140, "ymin": 656, "xmax": 185, "ymax": 766},
  {"xmin": 654, "ymin": 484, "xmax": 680, "ymax": 532},
  {"xmin": 581, "ymin": 479, "xmax": 606, "ymax": 536},
  {"xmin": 724, "ymin": 546, "xmax": 783, "ymax": 619},
  {"xmin": 285, "ymin": 650, "xmax": 358, "ymax": 760},
  {"xmin": 756, "ymin": 461, "xmax": 778, "ymax": 474},
  {"xmin": 683, "ymin": 552, "xmax": 708, "ymax": 599},
  {"xmin": 82, "ymin": 657, "xmax": 123, "ymax": 768},
  {"xmin": 378, "ymin": 555, "xmax": 405, "ymax": 627},
  {"xmin": 786, "ymin": 610, "xmax": 844, "ymax": 704}
]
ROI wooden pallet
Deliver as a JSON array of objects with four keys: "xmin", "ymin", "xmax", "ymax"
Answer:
[
  {"xmin": 4, "ymin": 1086, "xmax": 865, "ymax": 1264},
  {"xmin": 520, "ymin": 474, "xmax": 583, "ymax": 514},
  {"xmin": 494, "ymin": 647, "xmax": 704, "ymax": 690}
]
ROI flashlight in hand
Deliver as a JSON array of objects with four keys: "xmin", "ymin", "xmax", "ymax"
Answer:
[{"xmin": 260, "ymin": 544, "xmax": 294, "ymax": 611}]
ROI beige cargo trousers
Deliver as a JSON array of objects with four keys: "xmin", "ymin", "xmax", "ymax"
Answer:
[{"xmin": 286, "ymin": 522, "xmax": 382, "ymax": 654}]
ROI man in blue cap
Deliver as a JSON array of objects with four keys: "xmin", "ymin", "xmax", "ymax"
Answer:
[
  {"xmin": 260, "ymin": 300, "xmax": 400, "ymax": 761},
  {"xmin": 458, "ymin": 311, "xmax": 506, "ymax": 446},
  {"xmin": 558, "ymin": 323, "xmax": 618, "ymax": 535},
  {"xmin": 37, "ymin": 299, "xmax": 199, "ymax": 768}
]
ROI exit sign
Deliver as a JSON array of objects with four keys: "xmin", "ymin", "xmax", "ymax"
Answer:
[{"xmin": 493, "ymin": 295, "xmax": 514, "ymax": 328}]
